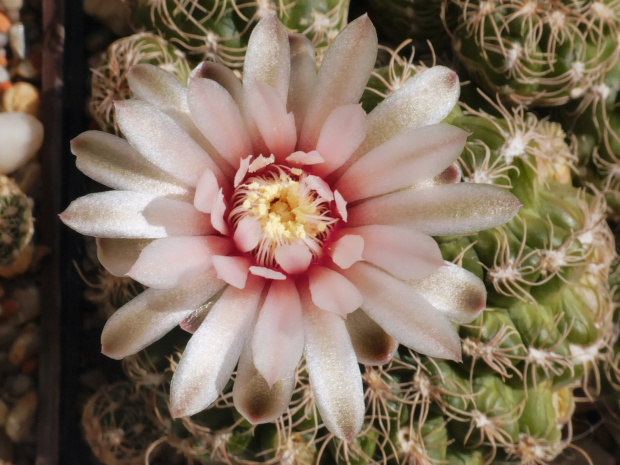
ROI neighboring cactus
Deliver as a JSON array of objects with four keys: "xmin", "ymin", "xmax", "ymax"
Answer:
[
  {"xmin": 90, "ymin": 33, "xmax": 192, "ymax": 135},
  {"xmin": 443, "ymin": 0, "xmax": 620, "ymax": 107},
  {"xmin": 363, "ymin": 0, "xmax": 454, "ymax": 53},
  {"xmin": 123, "ymin": 0, "xmax": 349, "ymax": 66},
  {"xmin": 0, "ymin": 175, "xmax": 33, "ymax": 268}
]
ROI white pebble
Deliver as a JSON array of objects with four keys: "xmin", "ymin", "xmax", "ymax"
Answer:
[{"xmin": 0, "ymin": 112, "xmax": 43, "ymax": 174}]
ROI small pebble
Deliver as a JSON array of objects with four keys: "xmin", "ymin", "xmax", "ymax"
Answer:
[
  {"xmin": 6, "ymin": 372, "xmax": 32, "ymax": 397},
  {"xmin": 4, "ymin": 390, "xmax": 37, "ymax": 443},
  {"xmin": 8, "ymin": 323, "xmax": 38, "ymax": 366},
  {"xmin": 20, "ymin": 356, "xmax": 36, "ymax": 375},
  {"xmin": 9, "ymin": 287, "xmax": 39, "ymax": 324},
  {"xmin": 0, "ymin": 112, "xmax": 43, "ymax": 174},
  {"xmin": 2, "ymin": 81, "xmax": 39, "ymax": 114}
]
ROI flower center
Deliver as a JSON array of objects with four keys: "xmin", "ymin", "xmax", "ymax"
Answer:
[{"xmin": 230, "ymin": 166, "xmax": 337, "ymax": 269}]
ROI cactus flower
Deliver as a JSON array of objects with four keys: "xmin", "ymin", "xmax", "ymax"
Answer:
[{"xmin": 60, "ymin": 14, "xmax": 521, "ymax": 441}]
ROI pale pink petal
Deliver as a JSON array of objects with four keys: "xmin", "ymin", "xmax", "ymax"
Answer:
[
  {"xmin": 334, "ymin": 190, "xmax": 347, "ymax": 222},
  {"xmin": 247, "ymin": 81, "xmax": 297, "ymax": 161},
  {"xmin": 170, "ymin": 277, "xmax": 264, "ymax": 417},
  {"xmin": 345, "ymin": 309, "xmax": 398, "ymax": 365},
  {"xmin": 334, "ymin": 124, "xmax": 468, "ymax": 201},
  {"xmin": 274, "ymin": 243, "xmax": 313, "ymax": 274},
  {"xmin": 362, "ymin": 66, "xmax": 460, "ymax": 154},
  {"xmin": 243, "ymin": 15, "xmax": 290, "ymax": 104},
  {"xmin": 347, "ymin": 183, "xmax": 522, "ymax": 236},
  {"xmin": 212, "ymin": 255, "xmax": 251, "ymax": 289},
  {"xmin": 188, "ymin": 78, "xmax": 252, "ymax": 166},
  {"xmin": 340, "ymin": 225, "xmax": 443, "ymax": 280},
  {"xmin": 60, "ymin": 191, "xmax": 213, "ymax": 238},
  {"xmin": 191, "ymin": 62, "xmax": 244, "ymax": 108},
  {"xmin": 243, "ymin": 15, "xmax": 291, "ymax": 155},
  {"xmin": 252, "ymin": 279, "xmax": 304, "ymax": 387},
  {"xmin": 115, "ymin": 100, "xmax": 224, "ymax": 187},
  {"xmin": 342, "ymin": 262, "xmax": 462, "ymax": 360},
  {"xmin": 127, "ymin": 236, "xmax": 232, "ymax": 289},
  {"xmin": 248, "ymin": 154, "xmax": 275, "ymax": 173},
  {"xmin": 410, "ymin": 261, "xmax": 486, "ymax": 323},
  {"xmin": 298, "ymin": 15, "xmax": 377, "ymax": 151},
  {"xmin": 101, "ymin": 269, "xmax": 225, "ymax": 359},
  {"xmin": 128, "ymin": 65, "xmax": 236, "ymax": 181},
  {"xmin": 194, "ymin": 169, "xmax": 220, "ymax": 213},
  {"xmin": 72, "ymin": 131, "xmax": 192, "ymax": 201},
  {"xmin": 233, "ymin": 216, "xmax": 262, "ymax": 252},
  {"xmin": 300, "ymin": 286, "xmax": 364, "ymax": 442},
  {"xmin": 326, "ymin": 234, "xmax": 364, "ymax": 269},
  {"xmin": 234, "ymin": 155, "xmax": 252, "ymax": 188},
  {"xmin": 303, "ymin": 175, "xmax": 333, "ymax": 201},
  {"xmin": 127, "ymin": 64, "xmax": 190, "ymax": 118},
  {"xmin": 287, "ymin": 34, "xmax": 317, "ymax": 138},
  {"xmin": 285, "ymin": 150, "xmax": 324, "ymax": 165},
  {"xmin": 249, "ymin": 266, "xmax": 286, "ymax": 280},
  {"xmin": 96, "ymin": 238, "xmax": 153, "ymax": 277},
  {"xmin": 210, "ymin": 189, "xmax": 229, "ymax": 235},
  {"xmin": 233, "ymin": 342, "xmax": 295, "ymax": 424},
  {"xmin": 314, "ymin": 104, "xmax": 367, "ymax": 177},
  {"xmin": 308, "ymin": 266, "xmax": 362, "ymax": 316}
]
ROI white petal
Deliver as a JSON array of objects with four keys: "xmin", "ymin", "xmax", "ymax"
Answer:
[
  {"xmin": 345, "ymin": 308, "xmax": 398, "ymax": 366},
  {"xmin": 115, "ymin": 100, "xmax": 224, "ymax": 187},
  {"xmin": 191, "ymin": 61, "xmax": 244, "ymax": 108},
  {"xmin": 362, "ymin": 66, "xmax": 460, "ymax": 154},
  {"xmin": 326, "ymin": 234, "xmax": 364, "ymax": 269},
  {"xmin": 314, "ymin": 104, "xmax": 367, "ymax": 177},
  {"xmin": 285, "ymin": 150, "xmax": 324, "ymax": 165},
  {"xmin": 252, "ymin": 279, "xmax": 304, "ymax": 387},
  {"xmin": 274, "ymin": 243, "xmax": 312, "ymax": 274},
  {"xmin": 212, "ymin": 255, "xmax": 251, "ymax": 289},
  {"xmin": 171, "ymin": 277, "xmax": 265, "ymax": 417},
  {"xmin": 249, "ymin": 266, "xmax": 287, "ymax": 280},
  {"xmin": 127, "ymin": 64, "xmax": 190, "ymax": 119},
  {"xmin": 101, "ymin": 269, "xmax": 225, "ymax": 359},
  {"xmin": 342, "ymin": 262, "xmax": 462, "ymax": 360},
  {"xmin": 60, "ymin": 191, "xmax": 213, "ymax": 238},
  {"xmin": 210, "ymin": 189, "xmax": 229, "ymax": 235},
  {"xmin": 188, "ymin": 77, "xmax": 252, "ymax": 166},
  {"xmin": 409, "ymin": 261, "xmax": 486, "ymax": 323},
  {"xmin": 299, "ymin": 14, "xmax": 377, "ymax": 151},
  {"xmin": 243, "ymin": 15, "xmax": 291, "ymax": 104},
  {"xmin": 96, "ymin": 238, "xmax": 153, "ymax": 277},
  {"xmin": 194, "ymin": 169, "xmax": 220, "ymax": 213},
  {"xmin": 72, "ymin": 131, "xmax": 193, "ymax": 201},
  {"xmin": 339, "ymin": 225, "xmax": 443, "ymax": 280},
  {"xmin": 300, "ymin": 286, "xmax": 364, "ymax": 442},
  {"xmin": 334, "ymin": 190, "xmax": 348, "ymax": 221},
  {"xmin": 347, "ymin": 183, "xmax": 522, "ymax": 236},
  {"xmin": 287, "ymin": 33, "xmax": 317, "ymax": 139},
  {"xmin": 247, "ymin": 81, "xmax": 297, "ymax": 161},
  {"xmin": 234, "ymin": 155, "xmax": 252, "ymax": 188},
  {"xmin": 233, "ymin": 341, "xmax": 295, "ymax": 424},
  {"xmin": 127, "ymin": 236, "xmax": 232, "ymax": 289},
  {"xmin": 244, "ymin": 15, "xmax": 291, "ymax": 155},
  {"xmin": 303, "ymin": 175, "xmax": 333, "ymax": 201},
  {"xmin": 334, "ymin": 124, "xmax": 468, "ymax": 201},
  {"xmin": 308, "ymin": 266, "xmax": 362, "ymax": 317},
  {"xmin": 233, "ymin": 216, "xmax": 262, "ymax": 252}
]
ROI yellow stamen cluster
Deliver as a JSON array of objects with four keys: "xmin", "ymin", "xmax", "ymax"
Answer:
[{"xmin": 230, "ymin": 167, "xmax": 336, "ymax": 268}]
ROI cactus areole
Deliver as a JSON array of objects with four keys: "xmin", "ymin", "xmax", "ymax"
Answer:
[{"xmin": 60, "ymin": 14, "xmax": 521, "ymax": 440}]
